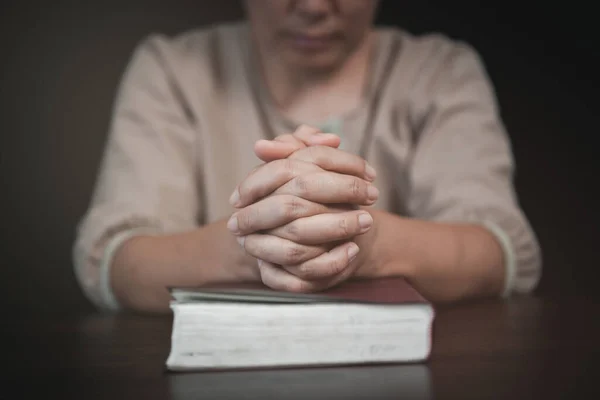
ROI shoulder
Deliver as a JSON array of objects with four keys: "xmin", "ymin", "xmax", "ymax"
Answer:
[
  {"xmin": 378, "ymin": 26, "xmax": 486, "ymax": 71},
  {"xmin": 122, "ymin": 22, "xmax": 248, "ymax": 89},
  {"xmin": 373, "ymin": 26, "xmax": 498, "ymax": 119},
  {"xmin": 375, "ymin": 26, "xmax": 491, "ymax": 92},
  {"xmin": 144, "ymin": 22, "xmax": 245, "ymax": 58}
]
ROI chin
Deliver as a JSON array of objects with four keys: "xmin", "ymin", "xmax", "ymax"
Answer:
[{"xmin": 284, "ymin": 50, "xmax": 348, "ymax": 73}]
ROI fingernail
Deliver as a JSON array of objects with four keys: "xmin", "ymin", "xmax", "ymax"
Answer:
[
  {"xmin": 236, "ymin": 236, "xmax": 245, "ymax": 247},
  {"xmin": 358, "ymin": 212, "xmax": 373, "ymax": 232},
  {"xmin": 227, "ymin": 214, "xmax": 239, "ymax": 233},
  {"xmin": 365, "ymin": 163, "xmax": 377, "ymax": 181},
  {"xmin": 367, "ymin": 185, "xmax": 379, "ymax": 203},
  {"xmin": 257, "ymin": 259, "xmax": 263, "ymax": 267},
  {"xmin": 229, "ymin": 189, "xmax": 240, "ymax": 206},
  {"xmin": 347, "ymin": 243, "xmax": 360, "ymax": 262}
]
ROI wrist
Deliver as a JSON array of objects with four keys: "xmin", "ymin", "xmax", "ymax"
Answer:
[
  {"xmin": 111, "ymin": 235, "xmax": 170, "ymax": 313},
  {"xmin": 111, "ymin": 222, "xmax": 263, "ymax": 313},
  {"xmin": 352, "ymin": 208, "xmax": 417, "ymax": 280},
  {"xmin": 214, "ymin": 218, "xmax": 263, "ymax": 282}
]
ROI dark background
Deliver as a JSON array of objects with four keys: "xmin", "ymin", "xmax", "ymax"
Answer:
[{"xmin": 1, "ymin": 1, "xmax": 597, "ymax": 316}]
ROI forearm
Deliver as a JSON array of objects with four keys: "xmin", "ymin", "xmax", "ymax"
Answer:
[
  {"xmin": 359, "ymin": 209, "xmax": 505, "ymax": 303},
  {"xmin": 111, "ymin": 219, "xmax": 261, "ymax": 313}
]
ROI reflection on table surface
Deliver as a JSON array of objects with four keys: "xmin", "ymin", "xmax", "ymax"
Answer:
[{"xmin": 5, "ymin": 295, "xmax": 598, "ymax": 399}]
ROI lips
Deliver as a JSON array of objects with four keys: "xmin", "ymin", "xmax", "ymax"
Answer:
[{"xmin": 287, "ymin": 32, "xmax": 339, "ymax": 51}]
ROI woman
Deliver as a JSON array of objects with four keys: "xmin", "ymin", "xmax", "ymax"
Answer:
[{"xmin": 73, "ymin": 0, "xmax": 541, "ymax": 313}]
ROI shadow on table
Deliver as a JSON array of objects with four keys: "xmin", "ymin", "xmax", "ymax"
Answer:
[{"xmin": 167, "ymin": 364, "xmax": 432, "ymax": 400}]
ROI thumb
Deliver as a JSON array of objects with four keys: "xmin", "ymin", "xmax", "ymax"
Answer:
[
  {"xmin": 253, "ymin": 125, "xmax": 341, "ymax": 162},
  {"xmin": 254, "ymin": 134, "xmax": 306, "ymax": 162},
  {"xmin": 293, "ymin": 124, "xmax": 341, "ymax": 148}
]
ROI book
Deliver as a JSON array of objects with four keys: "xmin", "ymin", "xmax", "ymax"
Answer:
[{"xmin": 165, "ymin": 277, "xmax": 435, "ymax": 371}]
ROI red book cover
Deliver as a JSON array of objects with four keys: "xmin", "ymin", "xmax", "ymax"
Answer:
[{"xmin": 170, "ymin": 277, "xmax": 429, "ymax": 306}]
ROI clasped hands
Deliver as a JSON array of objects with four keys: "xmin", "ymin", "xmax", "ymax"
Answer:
[{"xmin": 227, "ymin": 125, "xmax": 379, "ymax": 292}]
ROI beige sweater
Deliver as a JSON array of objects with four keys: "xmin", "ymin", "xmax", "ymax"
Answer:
[{"xmin": 73, "ymin": 22, "xmax": 541, "ymax": 310}]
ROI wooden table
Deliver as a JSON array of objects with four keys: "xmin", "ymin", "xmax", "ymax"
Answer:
[{"xmin": 6, "ymin": 295, "xmax": 598, "ymax": 399}]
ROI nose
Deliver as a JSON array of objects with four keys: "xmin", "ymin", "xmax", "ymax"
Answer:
[{"xmin": 292, "ymin": 0, "xmax": 337, "ymax": 19}]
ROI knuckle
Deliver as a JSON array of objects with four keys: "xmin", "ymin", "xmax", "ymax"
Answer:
[
  {"xmin": 305, "ymin": 145, "xmax": 318, "ymax": 158},
  {"xmin": 349, "ymin": 178, "xmax": 364, "ymax": 198},
  {"xmin": 296, "ymin": 262, "xmax": 316, "ymax": 280},
  {"xmin": 280, "ymin": 158, "xmax": 296, "ymax": 176},
  {"xmin": 284, "ymin": 245, "xmax": 305, "ymax": 264},
  {"xmin": 239, "ymin": 184, "xmax": 260, "ymax": 205},
  {"xmin": 326, "ymin": 257, "xmax": 346, "ymax": 276},
  {"xmin": 282, "ymin": 196, "xmax": 305, "ymax": 219},
  {"xmin": 292, "ymin": 175, "xmax": 311, "ymax": 196},
  {"xmin": 272, "ymin": 159, "xmax": 293, "ymax": 180},
  {"xmin": 284, "ymin": 221, "xmax": 300, "ymax": 240},
  {"xmin": 237, "ymin": 210, "xmax": 254, "ymax": 231},
  {"xmin": 338, "ymin": 217, "xmax": 352, "ymax": 237},
  {"xmin": 301, "ymin": 145, "xmax": 322, "ymax": 163}
]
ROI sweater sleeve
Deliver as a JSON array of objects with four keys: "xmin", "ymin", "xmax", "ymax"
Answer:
[
  {"xmin": 407, "ymin": 42, "xmax": 541, "ymax": 296},
  {"xmin": 72, "ymin": 35, "xmax": 201, "ymax": 311}
]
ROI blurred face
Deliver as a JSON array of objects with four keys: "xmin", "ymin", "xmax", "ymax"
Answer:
[{"xmin": 243, "ymin": 0, "xmax": 379, "ymax": 72}]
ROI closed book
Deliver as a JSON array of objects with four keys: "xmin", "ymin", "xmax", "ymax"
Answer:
[{"xmin": 166, "ymin": 277, "xmax": 434, "ymax": 371}]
